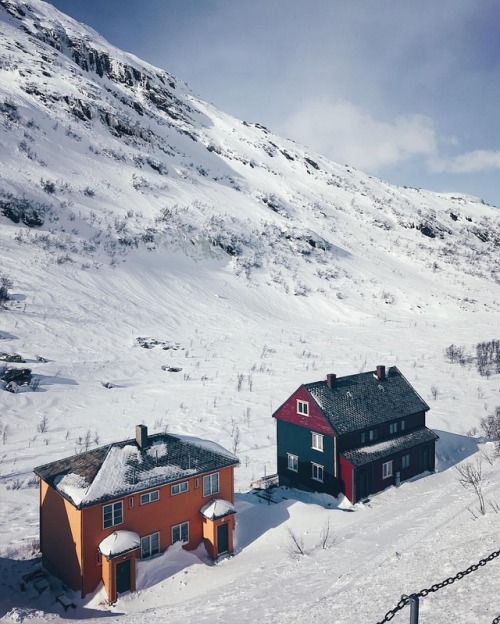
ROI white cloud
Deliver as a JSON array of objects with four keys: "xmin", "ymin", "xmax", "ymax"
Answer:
[
  {"xmin": 280, "ymin": 100, "xmax": 437, "ymax": 173},
  {"xmin": 431, "ymin": 150, "xmax": 500, "ymax": 173}
]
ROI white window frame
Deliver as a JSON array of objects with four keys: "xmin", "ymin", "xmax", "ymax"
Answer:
[
  {"xmin": 171, "ymin": 521, "xmax": 189, "ymax": 544},
  {"xmin": 141, "ymin": 532, "xmax": 160, "ymax": 559},
  {"xmin": 102, "ymin": 501, "xmax": 123, "ymax": 529},
  {"xmin": 171, "ymin": 481, "xmax": 189, "ymax": 496},
  {"xmin": 140, "ymin": 490, "xmax": 160, "ymax": 505},
  {"xmin": 311, "ymin": 462, "xmax": 324, "ymax": 483},
  {"xmin": 389, "ymin": 422, "xmax": 398, "ymax": 435},
  {"xmin": 203, "ymin": 472, "xmax": 219, "ymax": 497},
  {"xmin": 297, "ymin": 400, "xmax": 309, "ymax": 416},
  {"xmin": 287, "ymin": 453, "xmax": 298, "ymax": 472},
  {"xmin": 382, "ymin": 460, "xmax": 393, "ymax": 479},
  {"xmin": 311, "ymin": 432, "xmax": 324, "ymax": 452},
  {"xmin": 402, "ymin": 454, "xmax": 410, "ymax": 469}
]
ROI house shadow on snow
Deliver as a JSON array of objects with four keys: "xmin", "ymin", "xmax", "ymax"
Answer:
[
  {"xmin": 233, "ymin": 490, "xmax": 305, "ymax": 551},
  {"xmin": 434, "ymin": 429, "xmax": 481, "ymax": 471},
  {"xmin": 0, "ymin": 556, "xmax": 122, "ymax": 620}
]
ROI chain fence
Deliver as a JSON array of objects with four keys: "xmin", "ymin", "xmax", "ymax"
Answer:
[{"xmin": 375, "ymin": 549, "xmax": 500, "ymax": 624}]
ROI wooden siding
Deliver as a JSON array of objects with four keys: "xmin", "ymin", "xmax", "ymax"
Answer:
[
  {"xmin": 40, "ymin": 465, "xmax": 236, "ymax": 598},
  {"xmin": 273, "ymin": 385, "xmax": 335, "ymax": 436},
  {"xmin": 338, "ymin": 411, "xmax": 427, "ymax": 452},
  {"xmin": 276, "ymin": 419, "xmax": 340, "ymax": 496}
]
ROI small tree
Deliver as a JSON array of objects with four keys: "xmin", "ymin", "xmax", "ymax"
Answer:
[
  {"xmin": 0, "ymin": 275, "xmax": 13, "ymax": 306},
  {"xmin": 286, "ymin": 525, "xmax": 305, "ymax": 557},
  {"xmin": 455, "ymin": 458, "xmax": 486, "ymax": 515},
  {"xmin": 481, "ymin": 405, "xmax": 500, "ymax": 457}
]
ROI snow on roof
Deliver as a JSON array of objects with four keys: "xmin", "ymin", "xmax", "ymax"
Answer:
[
  {"xmin": 200, "ymin": 499, "xmax": 236, "ymax": 520},
  {"xmin": 35, "ymin": 431, "xmax": 239, "ymax": 508},
  {"xmin": 99, "ymin": 530, "xmax": 140, "ymax": 558}
]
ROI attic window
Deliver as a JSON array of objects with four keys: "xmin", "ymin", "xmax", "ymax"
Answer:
[
  {"xmin": 346, "ymin": 391, "xmax": 353, "ymax": 399},
  {"xmin": 297, "ymin": 400, "xmax": 309, "ymax": 416}
]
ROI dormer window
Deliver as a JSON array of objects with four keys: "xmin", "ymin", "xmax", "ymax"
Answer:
[
  {"xmin": 297, "ymin": 400, "xmax": 309, "ymax": 416},
  {"xmin": 389, "ymin": 422, "xmax": 398, "ymax": 435},
  {"xmin": 369, "ymin": 429, "xmax": 378, "ymax": 441}
]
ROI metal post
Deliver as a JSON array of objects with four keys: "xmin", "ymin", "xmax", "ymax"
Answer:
[{"xmin": 409, "ymin": 595, "xmax": 419, "ymax": 624}]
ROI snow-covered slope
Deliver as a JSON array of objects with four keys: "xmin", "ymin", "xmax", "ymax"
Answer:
[{"xmin": 0, "ymin": 1, "xmax": 499, "ymax": 623}]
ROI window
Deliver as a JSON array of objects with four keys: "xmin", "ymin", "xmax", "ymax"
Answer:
[
  {"xmin": 140, "ymin": 490, "xmax": 159, "ymax": 505},
  {"xmin": 128, "ymin": 497, "xmax": 134, "ymax": 509},
  {"xmin": 360, "ymin": 431, "xmax": 366, "ymax": 444},
  {"xmin": 382, "ymin": 461, "xmax": 393, "ymax": 479},
  {"xmin": 171, "ymin": 481, "xmax": 189, "ymax": 495},
  {"xmin": 389, "ymin": 422, "xmax": 398, "ymax": 435},
  {"xmin": 369, "ymin": 429, "xmax": 378, "ymax": 441},
  {"xmin": 297, "ymin": 400, "xmax": 309, "ymax": 416},
  {"xmin": 103, "ymin": 501, "xmax": 123, "ymax": 529},
  {"xmin": 194, "ymin": 478, "xmax": 199, "ymax": 489},
  {"xmin": 402, "ymin": 454, "xmax": 410, "ymax": 469},
  {"xmin": 141, "ymin": 532, "xmax": 160, "ymax": 558},
  {"xmin": 311, "ymin": 432, "xmax": 324, "ymax": 452},
  {"xmin": 287, "ymin": 453, "xmax": 298, "ymax": 472},
  {"xmin": 203, "ymin": 472, "xmax": 219, "ymax": 497},
  {"xmin": 172, "ymin": 521, "xmax": 189, "ymax": 544},
  {"xmin": 401, "ymin": 420, "xmax": 406, "ymax": 431},
  {"xmin": 311, "ymin": 462, "xmax": 324, "ymax": 483}
]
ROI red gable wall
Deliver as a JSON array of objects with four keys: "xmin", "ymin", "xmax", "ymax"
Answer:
[{"xmin": 273, "ymin": 385, "xmax": 334, "ymax": 436}]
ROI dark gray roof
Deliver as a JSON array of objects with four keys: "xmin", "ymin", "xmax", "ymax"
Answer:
[
  {"xmin": 34, "ymin": 433, "xmax": 239, "ymax": 508},
  {"xmin": 306, "ymin": 367, "xmax": 429, "ymax": 435},
  {"xmin": 342, "ymin": 428, "xmax": 438, "ymax": 467}
]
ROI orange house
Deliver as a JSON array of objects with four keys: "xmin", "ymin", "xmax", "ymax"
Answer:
[{"xmin": 34, "ymin": 425, "xmax": 239, "ymax": 603}]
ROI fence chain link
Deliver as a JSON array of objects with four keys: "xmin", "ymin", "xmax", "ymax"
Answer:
[{"xmin": 375, "ymin": 549, "xmax": 500, "ymax": 624}]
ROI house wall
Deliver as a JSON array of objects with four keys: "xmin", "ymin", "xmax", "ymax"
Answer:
[
  {"xmin": 78, "ymin": 465, "xmax": 235, "ymax": 597},
  {"xmin": 338, "ymin": 456, "xmax": 353, "ymax": 501},
  {"xmin": 39, "ymin": 480, "xmax": 82, "ymax": 593},
  {"xmin": 273, "ymin": 386, "xmax": 334, "ymax": 436},
  {"xmin": 202, "ymin": 515, "xmax": 235, "ymax": 559},
  {"xmin": 276, "ymin": 419, "xmax": 340, "ymax": 496},
  {"xmin": 338, "ymin": 411, "xmax": 427, "ymax": 452}
]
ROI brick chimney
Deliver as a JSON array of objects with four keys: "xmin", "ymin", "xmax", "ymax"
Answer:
[
  {"xmin": 326, "ymin": 373, "xmax": 336, "ymax": 388},
  {"xmin": 376, "ymin": 365, "xmax": 386, "ymax": 381},
  {"xmin": 136, "ymin": 424, "xmax": 148, "ymax": 449}
]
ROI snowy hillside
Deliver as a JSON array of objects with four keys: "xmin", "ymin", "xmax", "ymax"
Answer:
[{"xmin": 0, "ymin": 1, "xmax": 499, "ymax": 623}]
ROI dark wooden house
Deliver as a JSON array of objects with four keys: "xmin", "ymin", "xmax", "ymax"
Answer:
[{"xmin": 273, "ymin": 366, "xmax": 438, "ymax": 503}]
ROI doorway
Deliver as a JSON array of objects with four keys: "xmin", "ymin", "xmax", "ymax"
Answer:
[
  {"xmin": 116, "ymin": 559, "xmax": 131, "ymax": 595},
  {"xmin": 217, "ymin": 522, "xmax": 229, "ymax": 555}
]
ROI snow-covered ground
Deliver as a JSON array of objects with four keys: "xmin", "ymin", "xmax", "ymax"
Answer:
[{"xmin": 0, "ymin": 1, "xmax": 499, "ymax": 622}]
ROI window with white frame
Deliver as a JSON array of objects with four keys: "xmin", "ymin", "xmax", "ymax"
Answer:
[
  {"xmin": 389, "ymin": 422, "xmax": 398, "ymax": 435},
  {"xmin": 311, "ymin": 462, "xmax": 324, "ymax": 482},
  {"xmin": 172, "ymin": 521, "xmax": 189, "ymax": 544},
  {"xmin": 287, "ymin": 453, "xmax": 298, "ymax": 472},
  {"xmin": 171, "ymin": 481, "xmax": 189, "ymax": 496},
  {"xmin": 369, "ymin": 429, "xmax": 378, "ymax": 441},
  {"xmin": 141, "ymin": 532, "xmax": 160, "ymax": 558},
  {"xmin": 140, "ymin": 490, "xmax": 159, "ymax": 505},
  {"xmin": 102, "ymin": 501, "xmax": 123, "ymax": 529},
  {"xmin": 382, "ymin": 460, "xmax": 393, "ymax": 479},
  {"xmin": 297, "ymin": 400, "xmax": 309, "ymax": 416},
  {"xmin": 311, "ymin": 432, "xmax": 324, "ymax": 452},
  {"xmin": 203, "ymin": 472, "xmax": 219, "ymax": 497},
  {"xmin": 401, "ymin": 454, "xmax": 410, "ymax": 469}
]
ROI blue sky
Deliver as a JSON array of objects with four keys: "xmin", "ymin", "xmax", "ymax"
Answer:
[{"xmin": 47, "ymin": 0, "xmax": 500, "ymax": 207}]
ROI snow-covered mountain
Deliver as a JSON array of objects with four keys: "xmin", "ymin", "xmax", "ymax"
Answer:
[{"xmin": 0, "ymin": 2, "xmax": 499, "ymax": 623}]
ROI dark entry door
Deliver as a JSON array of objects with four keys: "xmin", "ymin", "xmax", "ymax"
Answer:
[
  {"xmin": 358, "ymin": 470, "xmax": 368, "ymax": 500},
  {"xmin": 217, "ymin": 523, "xmax": 229, "ymax": 555},
  {"xmin": 422, "ymin": 447, "xmax": 430, "ymax": 471},
  {"xmin": 116, "ymin": 559, "xmax": 131, "ymax": 594}
]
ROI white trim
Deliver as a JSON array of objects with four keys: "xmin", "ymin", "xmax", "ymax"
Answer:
[
  {"xmin": 311, "ymin": 431, "xmax": 324, "ymax": 452},
  {"xmin": 141, "ymin": 532, "xmax": 160, "ymax": 558},
  {"xmin": 287, "ymin": 453, "xmax": 298, "ymax": 472},
  {"xmin": 297, "ymin": 399, "xmax": 309, "ymax": 416},
  {"xmin": 171, "ymin": 481, "xmax": 189, "ymax": 495},
  {"xmin": 102, "ymin": 500, "xmax": 123, "ymax": 529},
  {"xmin": 171, "ymin": 521, "xmax": 189, "ymax": 544},
  {"xmin": 382, "ymin": 460, "xmax": 393, "ymax": 479},
  {"xmin": 140, "ymin": 490, "xmax": 160, "ymax": 505},
  {"xmin": 203, "ymin": 472, "xmax": 220, "ymax": 497},
  {"xmin": 311, "ymin": 462, "xmax": 324, "ymax": 483}
]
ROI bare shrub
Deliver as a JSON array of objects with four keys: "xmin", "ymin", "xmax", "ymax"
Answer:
[
  {"xmin": 286, "ymin": 525, "xmax": 305, "ymax": 557},
  {"xmin": 455, "ymin": 459, "xmax": 486, "ymax": 515}
]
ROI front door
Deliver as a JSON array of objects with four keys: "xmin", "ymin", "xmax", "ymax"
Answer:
[
  {"xmin": 116, "ymin": 559, "xmax": 131, "ymax": 595},
  {"xmin": 217, "ymin": 522, "xmax": 229, "ymax": 555},
  {"xmin": 422, "ymin": 447, "xmax": 430, "ymax": 471},
  {"xmin": 358, "ymin": 470, "xmax": 368, "ymax": 500}
]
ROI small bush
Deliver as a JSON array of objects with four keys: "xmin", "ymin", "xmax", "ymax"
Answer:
[{"xmin": 0, "ymin": 275, "xmax": 13, "ymax": 305}]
